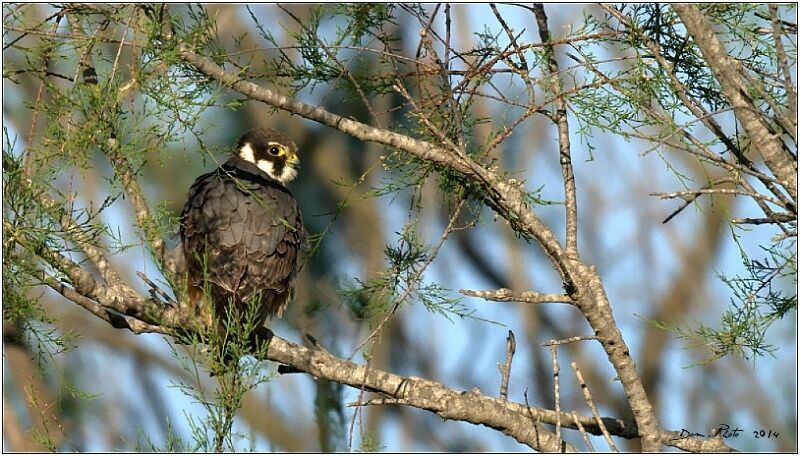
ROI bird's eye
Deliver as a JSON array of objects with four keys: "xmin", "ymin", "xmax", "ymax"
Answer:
[{"xmin": 269, "ymin": 146, "xmax": 281, "ymax": 156}]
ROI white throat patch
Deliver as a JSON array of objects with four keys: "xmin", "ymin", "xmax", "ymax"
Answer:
[{"xmin": 239, "ymin": 143, "xmax": 298, "ymax": 184}]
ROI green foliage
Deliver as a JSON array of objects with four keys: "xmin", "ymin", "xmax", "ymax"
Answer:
[
  {"xmin": 327, "ymin": 4, "xmax": 397, "ymax": 45},
  {"xmin": 342, "ymin": 220, "xmax": 489, "ymax": 326},
  {"xmin": 3, "ymin": 5, "xmax": 265, "ymax": 450},
  {"xmin": 701, "ymin": 240, "xmax": 797, "ymax": 361},
  {"xmin": 167, "ymin": 293, "xmax": 276, "ymax": 451},
  {"xmin": 646, "ymin": 239, "xmax": 797, "ymax": 365},
  {"xmin": 129, "ymin": 418, "xmax": 191, "ymax": 452},
  {"xmin": 358, "ymin": 430, "xmax": 385, "ymax": 452},
  {"xmin": 246, "ymin": 4, "xmax": 400, "ymax": 98},
  {"xmin": 622, "ymin": 4, "xmax": 726, "ymax": 111}
]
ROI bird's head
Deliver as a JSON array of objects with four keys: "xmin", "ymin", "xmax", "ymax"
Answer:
[{"xmin": 236, "ymin": 128, "xmax": 300, "ymax": 184}]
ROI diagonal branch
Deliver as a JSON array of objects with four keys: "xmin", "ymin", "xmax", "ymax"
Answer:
[
  {"xmin": 66, "ymin": 9, "xmax": 172, "ymax": 281},
  {"xmin": 267, "ymin": 330, "xmax": 572, "ymax": 452},
  {"xmin": 39, "ymin": 272, "xmax": 165, "ymax": 335},
  {"xmin": 768, "ymin": 4, "xmax": 797, "ymax": 130},
  {"xmin": 176, "ymin": 43, "xmax": 572, "ymax": 279},
  {"xmin": 175, "ymin": 38, "xmax": 662, "ymax": 453},
  {"xmin": 39, "ymin": 262, "xmax": 735, "ymax": 452},
  {"xmin": 603, "ymin": 4, "xmax": 796, "ymax": 213},
  {"xmin": 673, "ymin": 4, "xmax": 797, "ymax": 202}
]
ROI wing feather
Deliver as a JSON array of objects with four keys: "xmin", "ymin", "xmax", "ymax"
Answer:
[{"xmin": 181, "ymin": 165, "xmax": 303, "ymax": 320}]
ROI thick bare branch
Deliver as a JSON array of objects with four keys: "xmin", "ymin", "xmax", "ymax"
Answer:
[
  {"xmin": 267, "ymin": 332, "xmax": 572, "ymax": 452},
  {"xmin": 41, "ymin": 274, "xmax": 165, "ymax": 335}
]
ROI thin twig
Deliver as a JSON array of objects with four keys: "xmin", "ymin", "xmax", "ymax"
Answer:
[
  {"xmin": 499, "ymin": 330, "xmax": 516, "ymax": 400},
  {"xmin": 542, "ymin": 335, "xmax": 599, "ymax": 346},
  {"xmin": 772, "ymin": 231, "xmax": 798, "ymax": 242},
  {"xmin": 491, "ymin": 3, "xmax": 535, "ymax": 105},
  {"xmin": 347, "ymin": 398, "xmax": 410, "ymax": 407},
  {"xmin": 549, "ymin": 341, "xmax": 562, "ymax": 444},
  {"xmin": 136, "ymin": 271, "xmax": 177, "ymax": 306},
  {"xmin": 533, "ymin": 3, "xmax": 579, "ymax": 260},
  {"xmin": 23, "ymin": 12, "xmax": 63, "ymax": 177},
  {"xmin": 419, "ymin": 4, "xmax": 466, "ymax": 151},
  {"xmin": 347, "ymin": 352, "xmax": 376, "ymax": 451},
  {"xmin": 108, "ymin": 7, "xmax": 135, "ymax": 84},
  {"xmin": 350, "ymin": 199, "xmax": 468, "ymax": 357},
  {"xmin": 460, "ymin": 287, "xmax": 574, "ymax": 304},
  {"xmin": 652, "ymin": 187, "xmax": 787, "ymax": 208},
  {"xmin": 732, "ymin": 215, "xmax": 796, "ymax": 225},
  {"xmin": 571, "ymin": 362, "xmax": 619, "ymax": 452},
  {"xmin": 571, "ymin": 410, "xmax": 596, "ymax": 451}
]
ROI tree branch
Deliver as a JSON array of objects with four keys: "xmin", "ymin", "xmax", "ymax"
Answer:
[
  {"xmin": 533, "ymin": 3, "xmax": 579, "ymax": 259},
  {"xmin": 16, "ymin": 185, "xmax": 733, "ymax": 453},
  {"xmin": 673, "ymin": 4, "xmax": 797, "ymax": 202},
  {"xmin": 12, "ymin": 205, "xmax": 732, "ymax": 451},
  {"xmin": 265, "ymin": 331, "xmax": 572, "ymax": 452},
  {"xmin": 40, "ymin": 273, "xmax": 165, "ymax": 335},
  {"xmin": 768, "ymin": 4, "xmax": 797, "ymax": 129},
  {"xmin": 175, "ymin": 36, "xmax": 663, "ymax": 453},
  {"xmin": 176, "ymin": 42, "xmax": 573, "ymax": 280},
  {"xmin": 460, "ymin": 287, "xmax": 574, "ymax": 304},
  {"xmin": 44, "ymin": 269, "xmax": 735, "ymax": 452},
  {"xmin": 602, "ymin": 4, "xmax": 797, "ymax": 210}
]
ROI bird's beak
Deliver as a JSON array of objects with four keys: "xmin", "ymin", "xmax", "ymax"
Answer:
[{"xmin": 287, "ymin": 154, "xmax": 300, "ymax": 168}]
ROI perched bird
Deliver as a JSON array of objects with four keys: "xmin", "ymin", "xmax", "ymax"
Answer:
[{"xmin": 180, "ymin": 128, "xmax": 304, "ymax": 338}]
